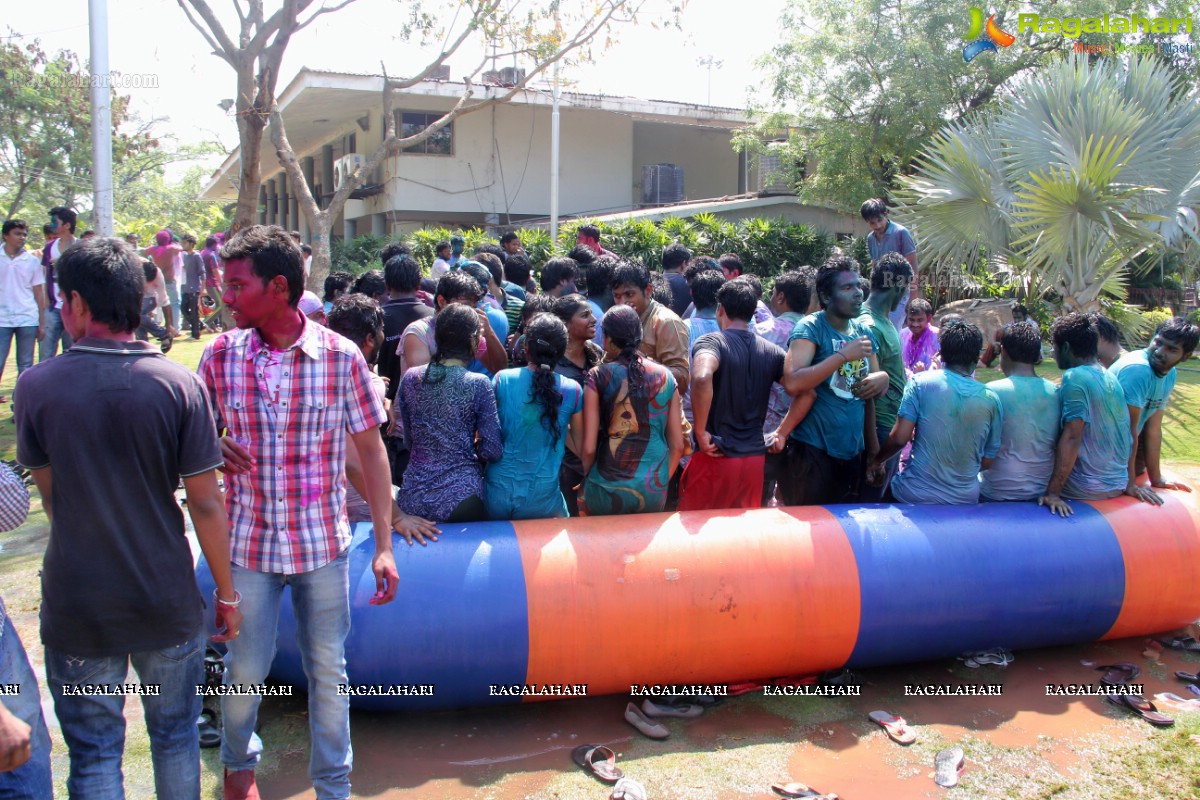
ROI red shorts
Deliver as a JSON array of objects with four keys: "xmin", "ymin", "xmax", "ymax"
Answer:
[{"xmin": 677, "ymin": 450, "xmax": 766, "ymax": 512}]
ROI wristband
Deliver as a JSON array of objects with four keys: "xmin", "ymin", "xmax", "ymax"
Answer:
[{"xmin": 214, "ymin": 589, "xmax": 242, "ymax": 607}]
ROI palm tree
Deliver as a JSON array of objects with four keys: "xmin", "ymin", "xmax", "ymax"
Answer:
[{"xmin": 897, "ymin": 54, "xmax": 1200, "ymax": 314}]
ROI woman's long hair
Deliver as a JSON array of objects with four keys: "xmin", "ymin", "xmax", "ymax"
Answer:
[
  {"xmin": 600, "ymin": 304, "xmax": 644, "ymax": 394},
  {"xmin": 426, "ymin": 303, "xmax": 479, "ymax": 385},
  {"xmin": 553, "ymin": 293, "xmax": 602, "ymax": 370},
  {"xmin": 524, "ymin": 313, "xmax": 568, "ymax": 446}
]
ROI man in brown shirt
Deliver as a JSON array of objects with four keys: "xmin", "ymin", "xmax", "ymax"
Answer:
[{"xmin": 610, "ymin": 261, "xmax": 690, "ymax": 393}]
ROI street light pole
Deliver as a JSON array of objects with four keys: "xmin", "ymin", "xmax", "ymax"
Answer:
[{"xmin": 89, "ymin": 0, "xmax": 114, "ymax": 235}]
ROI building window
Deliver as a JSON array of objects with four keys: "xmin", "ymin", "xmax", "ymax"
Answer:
[{"xmin": 396, "ymin": 111, "xmax": 453, "ymax": 155}]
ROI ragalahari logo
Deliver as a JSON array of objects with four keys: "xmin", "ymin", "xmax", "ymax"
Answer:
[{"xmin": 963, "ymin": 7, "xmax": 1016, "ymax": 62}]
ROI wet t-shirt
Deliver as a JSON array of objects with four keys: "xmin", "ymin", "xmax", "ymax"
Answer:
[
  {"xmin": 787, "ymin": 312, "xmax": 874, "ymax": 460},
  {"xmin": 890, "ymin": 369, "xmax": 1002, "ymax": 505},
  {"xmin": 692, "ymin": 329, "xmax": 785, "ymax": 457},
  {"xmin": 980, "ymin": 376, "xmax": 1060, "ymax": 501},
  {"xmin": 1108, "ymin": 349, "xmax": 1177, "ymax": 435},
  {"xmin": 1060, "ymin": 364, "xmax": 1130, "ymax": 498}
]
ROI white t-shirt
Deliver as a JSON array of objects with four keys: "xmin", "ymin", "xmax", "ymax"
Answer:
[{"xmin": 0, "ymin": 249, "xmax": 45, "ymax": 327}]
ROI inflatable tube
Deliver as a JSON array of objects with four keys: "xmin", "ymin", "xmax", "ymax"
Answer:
[{"xmin": 195, "ymin": 491, "xmax": 1200, "ymax": 710}]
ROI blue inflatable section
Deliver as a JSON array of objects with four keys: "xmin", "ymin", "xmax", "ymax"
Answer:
[
  {"xmin": 837, "ymin": 502, "xmax": 1126, "ymax": 667},
  {"xmin": 197, "ymin": 522, "xmax": 530, "ymax": 710}
]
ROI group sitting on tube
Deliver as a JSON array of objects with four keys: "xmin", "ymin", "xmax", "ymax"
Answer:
[{"xmin": 6, "ymin": 201, "xmax": 1200, "ymax": 800}]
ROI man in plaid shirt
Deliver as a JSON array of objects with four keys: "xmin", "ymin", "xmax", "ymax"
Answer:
[{"xmin": 199, "ymin": 226, "xmax": 433, "ymax": 800}]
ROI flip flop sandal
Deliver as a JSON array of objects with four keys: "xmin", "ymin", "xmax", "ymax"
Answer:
[
  {"xmin": 1106, "ymin": 694, "xmax": 1174, "ymax": 727},
  {"xmin": 571, "ymin": 744, "xmax": 623, "ymax": 783},
  {"xmin": 642, "ymin": 698, "xmax": 704, "ymax": 719},
  {"xmin": 610, "ymin": 777, "xmax": 649, "ymax": 800},
  {"xmin": 868, "ymin": 710, "xmax": 917, "ymax": 745},
  {"xmin": 1160, "ymin": 636, "xmax": 1200, "ymax": 652},
  {"xmin": 1095, "ymin": 662, "xmax": 1140, "ymax": 686},
  {"xmin": 770, "ymin": 784, "xmax": 839, "ymax": 799},
  {"xmin": 934, "ymin": 747, "xmax": 965, "ymax": 787},
  {"xmin": 625, "ymin": 702, "xmax": 670, "ymax": 740},
  {"xmin": 1175, "ymin": 670, "xmax": 1200, "ymax": 683},
  {"xmin": 1187, "ymin": 684, "xmax": 1200, "ymax": 698},
  {"xmin": 197, "ymin": 708, "xmax": 221, "ymax": 748}
]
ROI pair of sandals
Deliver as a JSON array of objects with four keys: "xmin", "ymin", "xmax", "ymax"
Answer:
[
  {"xmin": 1091, "ymin": 662, "xmax": 1174, "ymax": 727},
  {"xmin": 571, "ymin": 745, "xmax": 647, "ymax": 799}
]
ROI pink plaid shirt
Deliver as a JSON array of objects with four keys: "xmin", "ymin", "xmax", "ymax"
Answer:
[{"xmin": 198, "ymin": 316, "xmax": 386, "ymax": 574}]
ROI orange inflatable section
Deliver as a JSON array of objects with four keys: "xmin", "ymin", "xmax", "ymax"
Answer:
[{"xmin": 518, "ymin": 506, "xmax": 861, "ymax": 697}]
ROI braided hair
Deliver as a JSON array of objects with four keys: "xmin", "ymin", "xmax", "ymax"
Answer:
[
  {"xmin": 600, "ymin": 304, "xmax": 645, "ymax": 394},
  {"xmin": 426, "ymin": 303, "xmax": 479, "ymax": 385},
  {"xmin": 524, "ymin": 313, "xmax": 569, "ymax": 446}
]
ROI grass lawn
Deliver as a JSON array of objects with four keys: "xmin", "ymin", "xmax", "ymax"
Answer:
[{"xmin": 0, "ymin": 337, "xmax": 1198, "ymax": 798}]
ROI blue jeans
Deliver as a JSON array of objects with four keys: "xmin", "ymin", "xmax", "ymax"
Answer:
[
  {"xmin": 222, "ymin": 552, "xmax": 352, "ymax": 799},
  {"xmin": 38, "ymin": 308, "xmax": 72, "ymax": 362},
  {"xmin": 45, "ymin": 631, "xmax": 203, "ymax": 800},
  {"xmin": 0, "ymin": 326, "xmax": 37, "ymax": 391},
  {"xmin": 0, "ymin": 598, "xmax": 52, "ymax": 800},
  {"xmin": 166, "ymin": 283, "xmax": 181, "ymax": 326}
]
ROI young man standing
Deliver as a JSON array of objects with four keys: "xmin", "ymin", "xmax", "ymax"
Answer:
[
  {"xmin": 39, "ymin": 206, "xmax": 78, "ymax": 361},
  {"xmin": 869, "ymin": 320, "xmax": 1003, "ymax": 504},
  {"xmin": 780, "ymin": 256, "xmax": 889, "ymax": 505},
  {"xmin": 16, "ymin": 237, "xmax": 239, "ymax": 799},
  {"xmin": 678, "ymin": 280, "xmax": 786, "ymax": 510},
  {"xmin": 981, "ymin": 321, "xmax": 1060, "ymax": 502},
  {"xmin": 180, "ymin": 234, "xmax": 206, "ymax": 340},
  {"xmin": 379, "ymin": 254, "xmax": 434, "ymax": 484},
  {"xmin": 576, "ymin": 223, "xmax": 615, "ymax": 258},
  {"xmin": 1092, "ymin": 313, "xmax": 1126, "ymax": 368},
  {"xmin": 1038, "ymin": 313, "xmax": 1132, "ymax": 517},
  {"xmin": 860, "ymin": 198, "xmax": 918, "ymax": 328},
  {"xmin": 856, "ymin": 253, "xmax": 912, "ymax": 501},
  {"xmin": 661, "ymin": 243, "xmax": 693, "ymax": 317},
  {"xmin": 500, "ymin": 231, "xmax": 523, "ymax": 257},
  {"xmin": 432, "ymin": 241, "xmax": 452, "ymax": 279},
  {"xmin": 199, "ymin": 226, "xmax": 407, "ymax": 800},
  {"xmin": 1109, "ymin": 317, "xmax": 1199, "ymax": 505},
  {"xmin": 611, "ymin": 261, "xmax": 691, "ymax": 394},
  {"xmin": 540, "ymin": 257, "xmax": 580, "ymax": 298},
  {"xmin": 0, "ymin": 220, "xmax": 47, "ymax": 405}
]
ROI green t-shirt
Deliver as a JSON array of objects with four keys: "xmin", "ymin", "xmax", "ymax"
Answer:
[{"xmin": 857, "ymin": 305, "xmax": 905, "ymax": 430}]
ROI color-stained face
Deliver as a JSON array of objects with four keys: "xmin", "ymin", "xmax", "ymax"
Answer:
[
  {"xmin": 568, "ymin": 305, "xmax": 596, "ymax": 342},
  {"xmin": 612, "ymin": 283, "xmax": 649, "ymax": 316},
  {"xmin": 824, "ymin": 270, "xmax": 863, "ymax": 319},
  {"xmin": 907, "ymin": 311, "xmax": 929, "ymax": 338},
  {"xmin": 222, "ymin": 257, "xmax": 286, "ymax": 329},
  {"xmin": 1147, "ymin": 333, "xmax": 1190, "ymax": 376}
]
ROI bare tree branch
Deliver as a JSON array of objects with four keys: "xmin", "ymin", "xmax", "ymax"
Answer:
[
  {"xmin": 177, "ymin": 0, "xmax": 238, "ymax": 64},
  {"xmin": 295, "ymin": 0, "xmax": 360, "ymax": 32}
]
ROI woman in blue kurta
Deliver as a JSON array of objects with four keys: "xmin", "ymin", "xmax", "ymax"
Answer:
[
  {"xmin": 485, "ymin": 314, "xmax": 584, "ymax": 519},
  {"xmin": 581, "ymin": 304, "xmax": 684, "ymax": 515}
]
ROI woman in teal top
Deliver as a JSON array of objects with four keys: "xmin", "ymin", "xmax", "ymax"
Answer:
[
  {"xmin": 581, "ymin": 304, "xmax": 684, "ymax": 515},
  {"xmin": 485, "ymin": 314, "xmax": 585, "ymax": 519}
]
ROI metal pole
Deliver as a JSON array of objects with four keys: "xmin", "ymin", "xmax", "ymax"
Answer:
[
  {"xmin": 550, "ymin": 59, "xmax": 560, "ymax": 245},
  {"xmin": 89, "ymin": 0, "xmax": 114, "ymax": 235}
]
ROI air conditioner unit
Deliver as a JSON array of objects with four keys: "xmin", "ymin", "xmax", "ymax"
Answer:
[
  {"xmin": 758, "ymin": 142, "xmax": 793, "ymax": 195},
  {"xmin": 641, "ymin": 164, "xmax": 684, "ymax": 206},
  {"xmin": 334, "ymin": 154, "xmax": 365, "ymax": 191}
]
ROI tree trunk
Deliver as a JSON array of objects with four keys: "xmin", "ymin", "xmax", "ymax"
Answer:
[
  {"xmin": 233, "ymin": 116, "xmax": 265, "ymax": 230},
  {"xmin": 309, "ymin": 211, "xmax": 331, "ymax": 291}
]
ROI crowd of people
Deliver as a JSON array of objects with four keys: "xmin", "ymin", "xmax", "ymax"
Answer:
[{"xmin": 0, "ymin": 197, "xmax": 1197, "ymax": 799}]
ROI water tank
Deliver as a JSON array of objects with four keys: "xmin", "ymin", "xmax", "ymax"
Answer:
[{"xmin": 641, "ymin": 164, "xmax": 685, "ymax": 206}]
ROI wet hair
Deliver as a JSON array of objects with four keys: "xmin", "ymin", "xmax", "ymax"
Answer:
[
  {"xmin": 1088, "ymin": 312, "xmax": 1120, "ymax": 345},
  {"xmin": 50, "ymin": 206, "xmax": 78, "ymax": 233},
  {"xmin": 718, "ymin": 253, "xmax": 743, "ymax": 277},
  {"xmin": 772, "ymin": 268, "xmax": 814, "ymax": 313},
  {"xmin": 504, "ymin": 253, "xmax": 532, "ymax": 287},
  {"xmin": 1050, "ymin": 312, "xmax": 1098, "ymax": 361},
  {"xmin": 459, "ymin": 261, "xmax": 493, "ymax": 295},
  {"xmin": 427, "ymin": 302, "xmax": 480, "ymax": 384},
  {"xmin": 649, "ymin": 272, "xmax": 674, "ymax": 309},
  {"xmin": 685, "ymin": 257, "xmax": 720, "ymax": 282},
  {"xmin": 327, "ymin": 293, "xmax": 384, "ymax": 346},
  {"xmin": 524, "ymin": 313, "xmax": 569, "ymax": 446},
  {"xmin": 435, "ymin": 241, "xmax": 451, "ymax": 257},
  {"xmin": 436, "ymin": 270, "xmax": 484, "ymax": 306},
  {"xmin": 578, "ymin": 223, "xmax": 601, "ymax": 242},
  {"xmin": 352, "ymin": 269, "xmax": 386, "ymax": 299},
  {"xmin": 219, "ymin": 225, "xmax": 304, "ymax": 306},
  {"xmin": 474, "ymin": 242, "xmax": 505, "ymax": 262},
  {"xmin": 2, "ymin": 219, "xmax": 27, "ymax": 237},
  {"xmin": 1155, "ymin": 317, "xmax": 1200, "ymax": 354},
  {"xmin": 739, "ymin": 273, "xmax": 763, "ymax": 299},
  {"xmin": 601, "ymin": 304, "xmax": 645, "ymax": 393},
  {"xmin": 567, "ymin": 244, "xmax": 596, "ymax": 267},
  {"xmin": 859, "ymin": 276, "xmax": 871, "ymax": 302},
  {"xmin": 143, "ymin": 261, "xmax": 158, "ymax": 283},
  {"xmin": 815, "ymin": 255, "xmax": 861, "ymax": 308},
  {"xmin": 662, "ymin": 242, "xmax": 692, "ymax": 271},
  {"xmin": 1000, "ymin": 321, "xmax": 1042, "ymax": 365},
  {"xmin": 57, "ymin": 237, "xmax": 143, "ymax": 333},
  {"xmin": 689, "ymin": 269, "xmax": 726, "ymax": 312},
  {"xmin": 907, "ymin": 298, "xmax": 933, "ymax": 319},
  {"xmin": 717, "ymin": 278, "xmax": 758, "ymax": 322},
  {"xmin": 939, "ymin": 318, "xmax": 984, "ymax": 370},
  {"xmin": 541, "ymin": 258, "xmax": 579, "ymax": 292},
  {"xmin": 610, "ymin": 261, "xmax": 651, "ymax": 292},
  {"xmin": 500, "ymin": 231, "xmax": 521, "ymax": 247},
  {"xmin": 587, "ymin": 257, "xmax": 616, "ymax": 297},
  {"xmin": 872, "ymin": 251, "xmax": 914, "ymax": 293},
  {"xmin": 475, "ymin": 252, "xmax": 505, "ymax": 285},
  {"xmin": 324, "ymin": 271, "xmax": 354, "ymax": 302},
  {"xmin": 379, "ymin": 241, "xmax": 411, "ymax": 267},
  {"xmin": 860, "ymin": 197, "xmax": 889, "ymax": 221},
  {"xmin": 384, "ymin": 254, "xmax": 422, "ymax": 293}
]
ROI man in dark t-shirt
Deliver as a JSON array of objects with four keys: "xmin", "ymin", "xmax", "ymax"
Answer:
[
  {"xmin": 15, "ymin": 237, "xmax": 240, "ymax": 800},
  {"xmin": 678, "ymin": 279, "xmax": 786, "ymax": 511},
  {"xmin": 379, "ymin": 254, "xmax": 434, "ymax": 485},
  {"xmin": 661, "ymin": 242, "xmax": 692, "ymax": 318}
]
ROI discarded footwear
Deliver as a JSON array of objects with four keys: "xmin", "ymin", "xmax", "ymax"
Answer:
[
  {"xmin": 610, "ymin": 777, "xmax": 649, "ymax": 800},
  {"xmin": 1175, "ymin": 670, "xmax": 1200, "ymax": 683},
  {"xmin": 1153, "ymin": 692, "xmax": 1200, "ymax": 712},
  {"xmin": 1095, "ymin": 662, "xmax": 1140, "ymax": 686},
  {"xmin": 642, "ymin": 698, "xmax": 703, "ymax": 719},
  {"xmin": 868, "ymin": 710, "xmax": 916, "ymax": 745},
  {"xmin": 1160, "ymin": 635, "xmax": 1200, "ymax": 652},
  {"xmin": 625, "ymin": 702, "xmax": 670, "ymax": 740},
  {"xmin": 934, "ymin": 747, "xmax": 965, "ymax": 787},
  {"xmin": 197, "ymin": 708, "xmax": 221, "ymax": 748},
  {"xmin": 571, "ymin": 744, "xmax": 623, "ymax": 783},
  {"xmin": 1106, "ymin": 694, "xmax": 1174, "ymax": 727},
  {"xmin": 223, "ymin": 768, "xmax": 260, "ymax": 800},
  {"xmin": 770, "ymin": 783, "xmax": 838, "ymax": 799},
  {"xmin": 960, "ymin": 647, "xmax": 1013, "ymax": 668}
]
